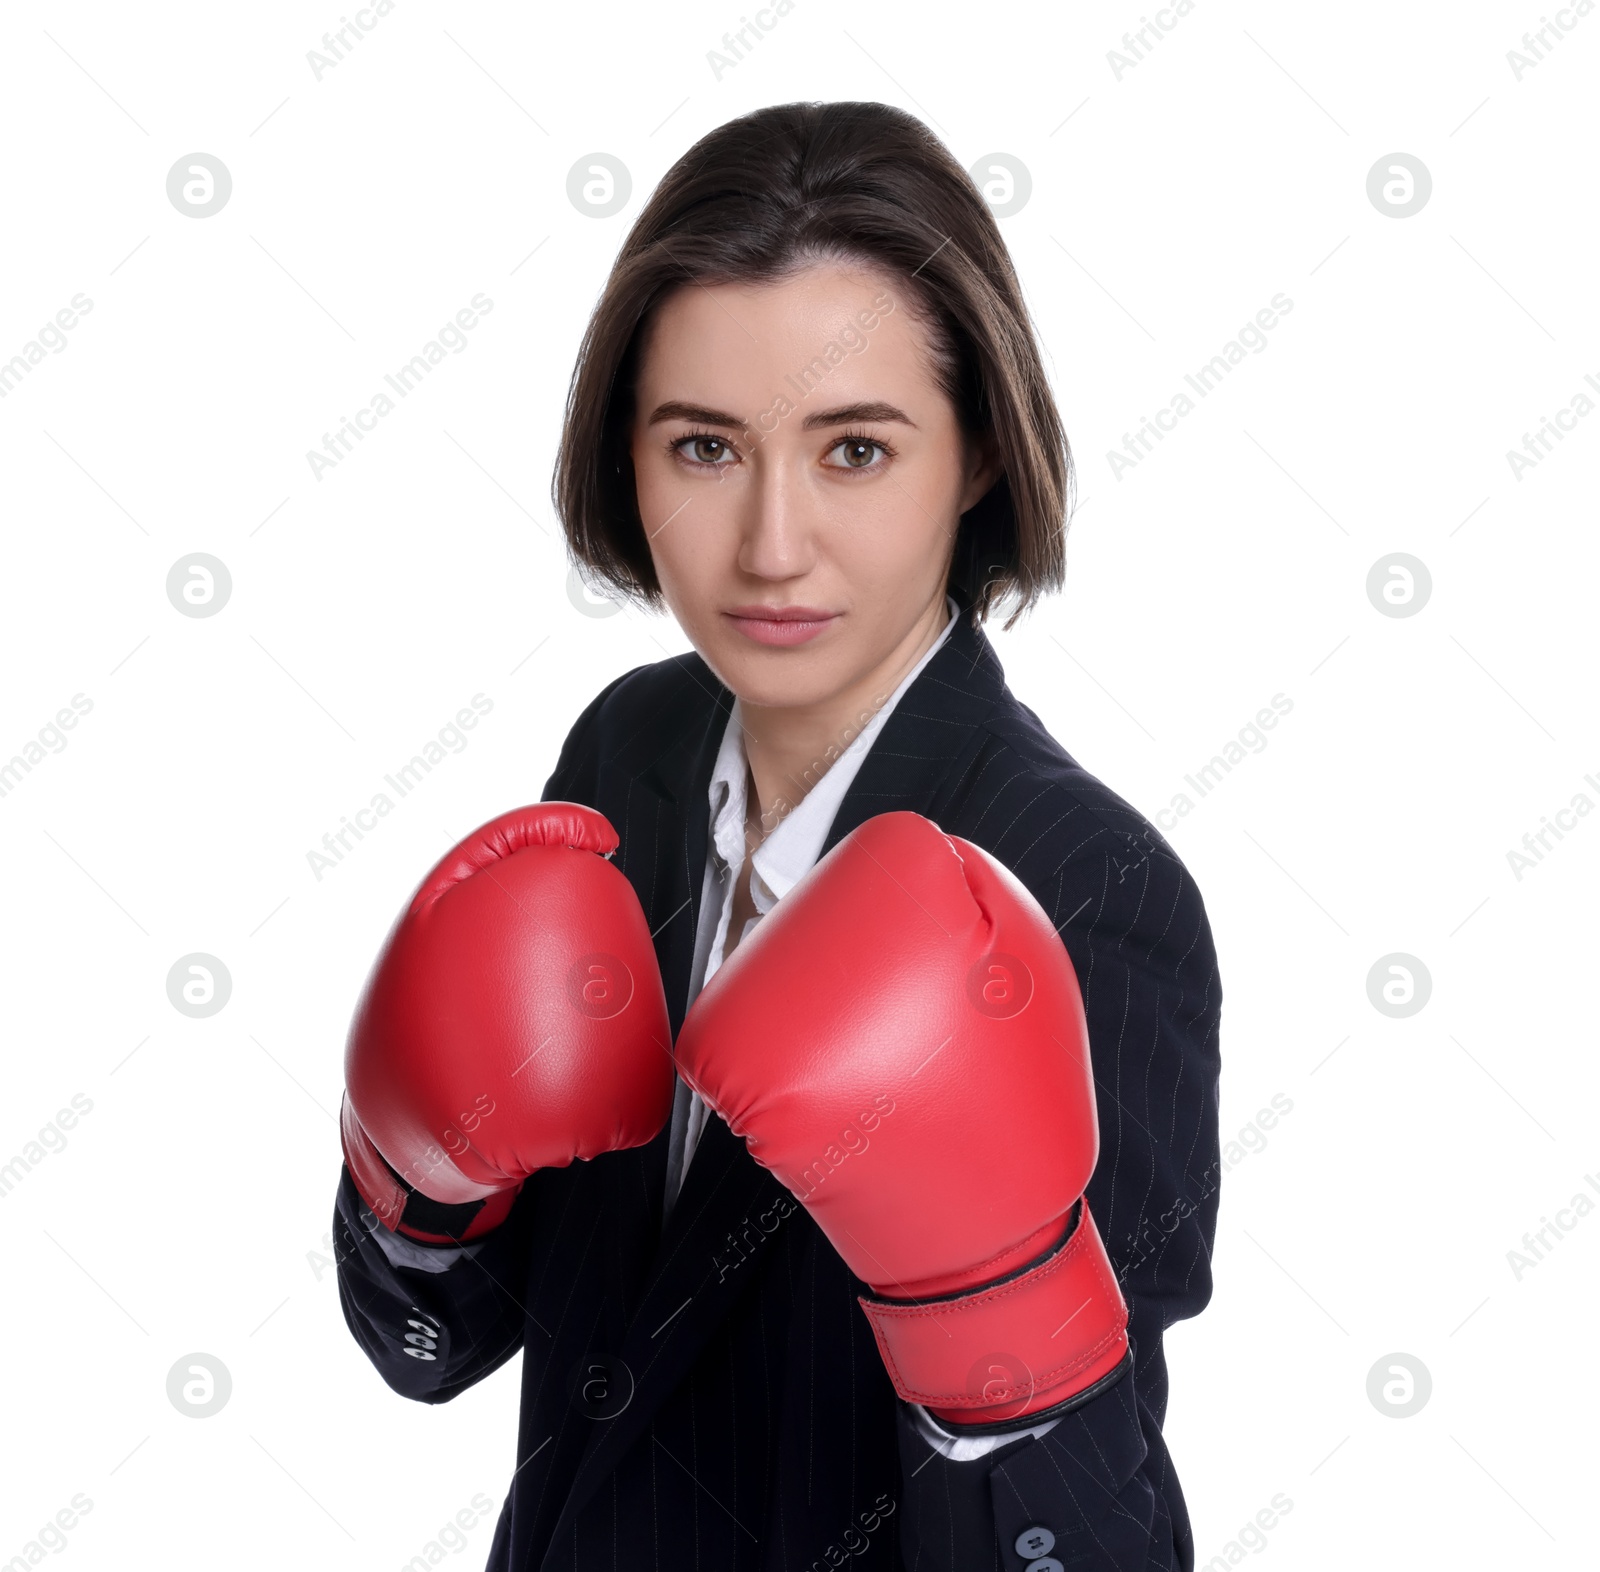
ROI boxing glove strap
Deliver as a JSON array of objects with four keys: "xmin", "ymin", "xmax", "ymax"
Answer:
[
  {"xmin": 858, "ymin": 1199, "xmax": 1130, "ymax": 1419},
  {"xmin": 340, "ymin": 1094, "xmax": 517, "ymax": 1245}
]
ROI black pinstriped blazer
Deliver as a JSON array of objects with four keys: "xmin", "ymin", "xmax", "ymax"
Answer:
[{"xmin": 334, "ymin": 601, "xmax": 1223, "ymax": 1571}]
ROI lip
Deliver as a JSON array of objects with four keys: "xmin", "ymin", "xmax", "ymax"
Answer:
[{"xmin": 723, "ymin": 604, "xmax": 840, "ymax": 647}]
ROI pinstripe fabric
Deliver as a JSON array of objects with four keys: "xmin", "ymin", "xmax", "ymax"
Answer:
[{"xmin": 333, "ymin": 606, "xmax": 1222, "ymax": 1571}]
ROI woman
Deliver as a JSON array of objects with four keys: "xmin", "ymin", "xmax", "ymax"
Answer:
[{"xmin": 334, "ymin": 101, "xmax": 1222, "ymax": 1571}]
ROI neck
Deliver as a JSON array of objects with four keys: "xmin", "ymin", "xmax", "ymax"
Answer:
[{"xmin": 737, "ymin": 594, "xmax": 951, "ymax": 850}]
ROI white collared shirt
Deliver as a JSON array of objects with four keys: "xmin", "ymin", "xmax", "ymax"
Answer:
[{"xmin": 663, "ymin": 594, "xmax": 1063, "ymax": 1460}]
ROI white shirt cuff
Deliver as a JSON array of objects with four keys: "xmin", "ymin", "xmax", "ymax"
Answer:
[{"xmin": 910, "ymin": 1402, "xmax": 1063, "ymax": 1460}]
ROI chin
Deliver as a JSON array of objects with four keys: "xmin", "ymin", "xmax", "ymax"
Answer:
[{"xmin": 703, "ymin": 639, "xmax": 850, "ymax": 710}]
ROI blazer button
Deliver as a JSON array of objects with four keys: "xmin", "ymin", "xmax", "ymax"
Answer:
[{"xmin": 1015, "ymin": 1525, "xmax": 1056, "ymax": 1559}]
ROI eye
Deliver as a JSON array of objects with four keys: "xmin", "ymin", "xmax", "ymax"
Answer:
[
  {"xmin": 670, "ymin": 431, "xmax": 739, "ymax": 468},
  {"xmin": 823, "ymin": 433, "xmax": 892, "ymax": 471}
]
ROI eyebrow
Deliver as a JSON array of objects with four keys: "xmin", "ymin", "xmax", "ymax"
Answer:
[{"xmin": 644, "ymin": 399, "xmax": 917, "ymax": 432}]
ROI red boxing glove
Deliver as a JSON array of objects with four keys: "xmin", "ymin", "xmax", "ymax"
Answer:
[
  {"xmin": 675, "ymin": 811, "xmax": 1129, "ymax": 1428},
  {"xmin": 342, "ymin": 803, "xmax": 674, "ymax": 1245}
]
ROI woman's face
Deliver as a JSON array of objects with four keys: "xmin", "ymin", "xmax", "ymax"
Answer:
[{"xmin": 629, "ymin": 262, "xmax": 996, "ymax": 709}]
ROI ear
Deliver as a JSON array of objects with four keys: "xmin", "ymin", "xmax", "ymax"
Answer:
[{"xmin": 958, "ymin": 428, "xmax": 1002, "ymax": 514}]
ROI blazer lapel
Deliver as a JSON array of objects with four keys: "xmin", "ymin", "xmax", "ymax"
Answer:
[{"xmin": 580, "ymin": 656, "xmax": 732, "ymax": 1305}]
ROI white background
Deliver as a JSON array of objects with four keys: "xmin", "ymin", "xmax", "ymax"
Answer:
[{"xmin": 1, "ymin": 0, "xmax": 1594, "ymax": 1567}]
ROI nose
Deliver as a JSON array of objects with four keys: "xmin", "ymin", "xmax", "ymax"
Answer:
[{"xmin": 736, "ymin": 447, "xmax": 819, "ymax": 582}]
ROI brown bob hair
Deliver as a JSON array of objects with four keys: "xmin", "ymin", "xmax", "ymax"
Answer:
[{"xmin": 552, "ymin": 100, "xmax": 1073, "ymax": 629}]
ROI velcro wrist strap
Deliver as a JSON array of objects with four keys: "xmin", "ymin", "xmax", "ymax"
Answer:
[
  {"xmin": 858, "ymin": 1200, "xmax": 1129, "ymax": 1418},
  {"xmin": 340, "ymin": 1093, "xmax": 517, "ymax": 1245}
]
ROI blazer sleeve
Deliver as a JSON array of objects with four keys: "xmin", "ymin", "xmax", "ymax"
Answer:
[
  {"xmin": 895, "ymin": 831, "xmax": 1223, "ymax": 1572},
  {"xmin": 333, "ymin": 1166, "xmax": 539, "ymax": 1402},
  {"xmin": 332, "ymin": 665, "xmax": 639, "ymax": 1401}
]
